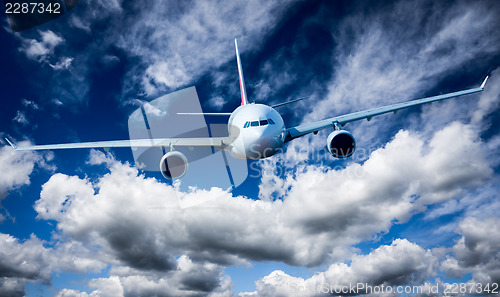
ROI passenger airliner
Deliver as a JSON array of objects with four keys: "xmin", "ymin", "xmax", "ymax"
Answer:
[{"xmin": 6, "ymin": 39, "xmax": 489, "ymax": 180}]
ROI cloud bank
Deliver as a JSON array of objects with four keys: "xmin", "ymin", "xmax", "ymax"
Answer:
[{"xmin": 13, "ymin": 116, "xmax": 494, "ymax": 295}]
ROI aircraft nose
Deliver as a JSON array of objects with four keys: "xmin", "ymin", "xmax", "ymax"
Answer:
[{"xmin": 243, "ymin": 127, "xmax": 282, "ymax": 158}]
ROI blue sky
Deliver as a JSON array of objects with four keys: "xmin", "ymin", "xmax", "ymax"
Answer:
[{"xmin": 1, "ymin": 0, "xmax": 500, "ymax": 296}]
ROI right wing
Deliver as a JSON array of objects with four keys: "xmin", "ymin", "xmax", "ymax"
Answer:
[
  {"xmin": 285, "ymin": 76, "xmax": 489, "ymax": 142},
  {"xmin": 5, "ymin": 137, "xmax": 233, "ymax": 151}
]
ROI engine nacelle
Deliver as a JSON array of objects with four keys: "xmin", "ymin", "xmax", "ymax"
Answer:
[
  {"xmin": 327, "ymin": 130, "xmax": 356, "ymax": 158},
  {"xmin": 160, "ymin": 151, "xmax": 188, "ymax": 180}
]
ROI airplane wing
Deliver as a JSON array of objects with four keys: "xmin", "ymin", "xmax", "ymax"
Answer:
[
  {"xmin": 5, "ymin": 136, "xmax": 233, "ymax": 151},
  {"xmin": 285, "ymin": 76, "xmax": 489, "ymax": 142}
]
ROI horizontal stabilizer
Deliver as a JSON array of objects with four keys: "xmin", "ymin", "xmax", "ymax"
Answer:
[
  {"xmin": 177, "ymin": 112, "xmax": 232, "ymax": 116},
  {"xmin": 271, "ymin": 96, "xmax": 310, "ymax": 108}
]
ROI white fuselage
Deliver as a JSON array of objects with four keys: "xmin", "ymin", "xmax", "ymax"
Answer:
[{"xmin": 227, "ymin": 103, "xmax": 286, "ymax": 159}]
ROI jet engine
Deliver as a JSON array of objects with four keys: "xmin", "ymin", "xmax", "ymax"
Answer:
[
  {"xmin": 160, "ymin": 151, "xmax": 188, "ymax": 180},
  {"xmin": 327, "ymin": 130, "xmax": 356, "ymax": 158}
]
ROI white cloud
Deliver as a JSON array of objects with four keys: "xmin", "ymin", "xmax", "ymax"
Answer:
[
  {"xmin": 88, "ymin": 276, "xmax": 123, "ymax": 297},
  {"xmin": 51, "ymin": 240, "xmax": 108, "ymax": 274},
  {"xmin": 12, "ymin": 99, "xmax": 42, "ymax": 127},
  {"xmin": 144, "ymin": 60, "xmax": 190, "ymax": 90},
  {"xmin": 52, "ymin": 98, "xmax": 64, "ymax": 106},
  {"xmin": 0, "ymin": 234, "xmax": 52, "ymax": 282},
  {"xmin": 209, "ymin": 96, "xmax": 226, "ymax": 110},
  {"xmin": 16, "ymin": 29, "xmax": 85, "ymax": 103},
  {"xmin": 414, "ymin": 122, "xmax": 492, "ymax": 205},
  {"xmin": 0, "ymin": 142, "xmax": 57, "ymax": 294},
  {"xmin": 101, "ymin": 55, "xmax": 120, "ymax": 66},
  {"xmin": 19, "ymin": 30, "xmax": 64, "ymax": 62},
  {"xmin": 12, "ymin": 111, "xmax": 29, "ymax": 126},
  {"xmin": 36, "ymin": 173, "xmax": 95, "ymax": 222},
  {"xmin": 329, "ymin": 0, "xmax": 497, "ymax": 118},
  {"xmin": 0, "ymin": 234, "xmax": 53, "ymax": 297},
  {"xmin": 0, "ymin": 277, "xmax": 27, "ymax": 297},
  {"xmin": 441, "ymin": 217, "xmax": 500, "ymax": 284},
  {"xmin": 21, "ymin": 99, "xmax": 39, "ymax": 110},
  {"xmin": 54, "ymin": 289, "xmax": 93, "ymax": 297},
  {"xmin": 241, "ymin": 239, "xmax": 436, "ymax": 297},
  {"xmin": 32, "ymin": 0, "xmax": 295, "ymax": 104},
  {"xmin": 50, "ymin": 57, "xmax": 74, "ymax": 70},
  {"xmin": 0, "ymin": 221, "xmax": 109, "ymax": 296},
  {"xmin": 52, "ymin": 256, "xmax": 230, "ymax": 297},
  {"xmin": 0, "ymin": 142, "xmax": 53, "ymax": 199},
  {"xmin": 68, "ymin": 14, "xmax": 91, "ymax": 33},
  {"xmin": 472, "ymin": 68, "xmax": 500, "ymax": 126},
  {"xmin": 113, "ymin": 0, "xmax": 295, "ymax": 96},
  {"xmin": 264, "ymin": 122, "xmax": 492, "ymax": 251}
]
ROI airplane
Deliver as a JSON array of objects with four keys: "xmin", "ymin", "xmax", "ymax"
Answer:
[{"xmin": 6, "ymin": 39, "xmax": 489, "ymax": 181}]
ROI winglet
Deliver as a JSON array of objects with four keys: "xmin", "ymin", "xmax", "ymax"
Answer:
[
  {"xmin": 4, "ymin": 138, "xmax": 18, "ymax": 150},
  {"xmin": 480, "ymin": 76, "xmax": 489, "ymax": 90}
]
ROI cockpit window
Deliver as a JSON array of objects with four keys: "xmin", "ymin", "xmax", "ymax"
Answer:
[{"xmin": 243, "ymin": 118, "xmax": 276, "ymax": 128}]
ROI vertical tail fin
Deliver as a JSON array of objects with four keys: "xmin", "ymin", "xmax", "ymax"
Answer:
[{"xmin": 235, "ymin": 39, "xmax": 249, "ymax": 105}]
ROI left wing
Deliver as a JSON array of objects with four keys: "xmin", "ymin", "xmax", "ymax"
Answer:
[
  {"xmin": 285, "ymin": 76, "xmax": 489, "ymax": 142},
  {"xmin": 5, "ymin": 137, "xmax": 233, "ymax": 151}
]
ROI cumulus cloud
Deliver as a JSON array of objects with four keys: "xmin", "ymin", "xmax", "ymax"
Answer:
[
  {"xmin": 241, "ymin": 239, "xmax": 435, "ymax": 297},
  {"xmin": 0, "ymin": 277, "xmax": 26, "ymax": 297},
  {"xmin": 441, "ymin": 217, "xmax": 500, "ymax": 284},
  {"xmin": 0, "ymin": 234, "xmax": 52, "ymax": 282},
  {"xmin": 244, "ymin": 217, "xmax": 500, "ymax": 297},
  {"xmin": 52, "ymin": 256, "xmax": 230, "ymax": 297},
  {"xmin": 262, "ymin": 122, "xmax": 491, "ymax": 233},
  {"xmin": 0, "ymin": 142, "xmax": 53, "ymax": 199},
  {"xmin": 0, "ymin": 234, "xmax": 52, "ymax": 297}
]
